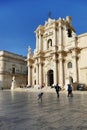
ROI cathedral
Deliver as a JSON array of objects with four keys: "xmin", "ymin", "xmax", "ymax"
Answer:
[{"xmin": 26, "ymin": 16, "xmax": 87, "ymax": 90}]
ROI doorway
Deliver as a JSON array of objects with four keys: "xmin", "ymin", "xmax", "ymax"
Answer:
[{"xmin": 47, "ymin": 70, "xmax": 54, "ymax": 86}]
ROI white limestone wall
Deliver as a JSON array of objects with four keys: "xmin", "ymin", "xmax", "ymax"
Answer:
[
  {"xmin": 78, "ymin": 33, "xmax": 87, "ymax": 48},
  {"xmin": 77, "ymin": 34, "xmax": 87, "ymax": 86},
  {"xmin": 0, "ymin": 51, "xmax": 27, "ymax": 89},
  {"xmin": 78, "ymin": 49, "xmax": 87, "ymax": 85}
]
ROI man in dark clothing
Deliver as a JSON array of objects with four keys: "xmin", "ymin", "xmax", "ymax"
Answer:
[
  {"xmin": 67, "ymin": 84, "xmax": 73, "ymax": 97},
  {"xmin": 55, "ymin": 84, "xmax": 61, "ymax": 98}
]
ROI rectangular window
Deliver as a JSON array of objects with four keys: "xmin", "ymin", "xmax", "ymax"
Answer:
[{"xmin": 12, "ymin": 67, "xmax": 15, "ymax": 74}]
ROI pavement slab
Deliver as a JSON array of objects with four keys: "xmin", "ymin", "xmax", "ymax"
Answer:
[{"xmin": 0, "ymin": 90, "xmax": 87, "ymax": 130}]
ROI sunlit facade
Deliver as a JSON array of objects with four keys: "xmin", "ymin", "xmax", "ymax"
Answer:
[
  {"xmin": 0, "ymin": 51, "xmax": 27, "ymax": 89},
  {"xmin": 27, "ymin": 16, "xmax": 87, "ymax": 89}
]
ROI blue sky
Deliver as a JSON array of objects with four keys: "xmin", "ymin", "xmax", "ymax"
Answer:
[{"xmin": 0, "ymin": 0, "xmax": 87, "ymax": 56}]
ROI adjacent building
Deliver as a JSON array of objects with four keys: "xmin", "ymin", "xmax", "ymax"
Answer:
[
  {"xmin": 0, "ymin": 51, "xmax": 27, "ymax": 89},
  {"xmin": 26, "ymin": 16, "xmax": 87, "ymax": 89}
]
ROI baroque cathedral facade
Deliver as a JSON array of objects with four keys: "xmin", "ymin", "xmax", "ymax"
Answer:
[{"xmin": 27, "ymin": 16, "xmax": 87, "ymax": 89}]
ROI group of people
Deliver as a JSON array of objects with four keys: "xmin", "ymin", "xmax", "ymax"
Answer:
[
  {"xmin": 53, "ymin": 83, "xmax": 73, "ymax": 98},
  {"xmin": 37, "ymin": 83, "xmax": 73, "ymax": 102}
]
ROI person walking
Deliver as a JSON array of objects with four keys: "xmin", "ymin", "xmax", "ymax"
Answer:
[
  {"xmin": 55, "ymin": 83, "xmax": 61, "ymax": 98},
  {"xmin": 37, "ymin": 84, "xmax": 44, "ymax": 102},
  {"xmin": 67, "ymin": 84, "xmax": 73, "ymax": 97}
]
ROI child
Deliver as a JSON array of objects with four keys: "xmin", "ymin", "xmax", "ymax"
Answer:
[{"xmin": 37, "ymin": 84, "xmax": 44, "ymax": 102}]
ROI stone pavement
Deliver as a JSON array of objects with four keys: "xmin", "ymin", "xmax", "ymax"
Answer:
[{"xmin": 0, "ymin": 89, "xmax": 87, "ymax": 130}]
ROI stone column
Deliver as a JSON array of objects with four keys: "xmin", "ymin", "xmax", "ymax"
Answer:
[
  {"xmin": 39, "ymin": 30, "xmax": 42, "ymax": 50},
  {"xmin": 28, "ymin": 65, "xmax": 32, "ymax": 86},
  {"xmin": 45, "ymin": 73, "xmax": 47, "ymax": 87},
  {"xmin": 59, "ymin": 54, "xmax": 64, "ymax": 87},
  {"xmin": 54, "ymin": 61, "xmax": 58, "ymax": 85},
  {"xmin": 36, "ymin": 33, "xmax": 39, "ymax": 51},
  {"xmin": 0, "ymin": 61, "xmax": 4, "ymax": 88},
  {"xmin": 59, "ymin": 21, "xmax": 63, "ymax": 51},
  {"xmin": 72, "ymin": 50, "xmax": 78, "ymax": 83},
  {"xmin": 36, "ymin": 63, "xmax": 39, "ymax": 85},
  {"xmin": 53, "ymin": 26, "xmax": 57, "ymax": 46},
  {"xmin": 39, "ymin": 63, "xmax": 43, "ymax": 85}
]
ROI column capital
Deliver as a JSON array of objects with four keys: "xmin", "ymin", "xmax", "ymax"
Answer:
[
  {"xmin": 59, "ymin": 21, "xmax": 62, "ymax": 27},
  {"xmin": 58, "ymin": 53, "xmax": 63, "ymax": 61},
  {"xmin": 72, "ymin": 50, "xmax": 78, "ymax": 58},
  {"xmin": 27, "ymin": 63, "xmax": 32, "ymax": 68},
  {"xmin": 72, "ymin": 55, "xmax": 77, "ymax": 59},
  {"xmin": 38, "ymin": 62, "xmax": 43, "ymax": 65}
]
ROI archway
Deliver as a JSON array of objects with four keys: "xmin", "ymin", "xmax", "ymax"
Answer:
[{"xmin": 47, "ymin": 70, "xmax": 54, "ymax": 86}]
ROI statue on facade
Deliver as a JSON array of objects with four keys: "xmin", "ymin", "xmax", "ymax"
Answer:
[
  {"xmin": 11, "ymin": 76, "xmax": 16, "ymax": 90},
  {"xmin": 27, "ymin": 46, "xmax": 31, "ymax": 58},
  {"xmin": 28, "ymin": 46, "xmax": 31, "ymax": 54}
]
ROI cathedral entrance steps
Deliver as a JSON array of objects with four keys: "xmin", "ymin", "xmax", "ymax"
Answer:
[
  {"xmin": 14, "ymin": 86, "xmax": 56, "ymax": 93},
  {"xmin": 12, "ymin": 86, "xmax": 68, "ymax": 93}
]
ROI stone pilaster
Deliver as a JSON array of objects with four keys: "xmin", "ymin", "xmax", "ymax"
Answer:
[
  {"xmin": 72, "ymin": 50, "xmax": 78, "ymax": 83},
  {"xmin": 59, "ymin": 53, "xmax": 64, "ymax": 87},
  {"xmin": 39, "ymin": 63, "xmax": 43, "ymax": 85},
  {"xmin": 54, "ymin": 60, "xmax": 58, "ymax": 85},
  {"xmin": 45, "ymin": 73, "xmax": 47, "ymax": 87},
  {"xmin": 39, "ymin": 30, "xmax": 42, "ymax": 50},
  {"xmin": 59, "ymin": 22, "xmax": 63, "ymax": 51},
  {"xmin": 53, "ymin": 26, "xmax": 57, "ymax": 46},
  {"xmin": 28, "ymin": 65, "xmax": 32, "ymax": 86},
  {"xmin": 36, "ymin": 33, "xmax": 39, "ymax": 51},
  {"xmin": 36, "ymin": 63, "xmax": 39, "ymax": 85}
]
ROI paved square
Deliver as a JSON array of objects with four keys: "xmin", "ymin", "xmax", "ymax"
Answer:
[{"xmin": 0, "ymin": 90, "xmax": 87, "ymax": 130}]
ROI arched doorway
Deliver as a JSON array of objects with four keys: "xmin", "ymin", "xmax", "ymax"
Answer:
[{"xmin": 47, "ymin": 70, "xmax": 54, "ymax": 86}]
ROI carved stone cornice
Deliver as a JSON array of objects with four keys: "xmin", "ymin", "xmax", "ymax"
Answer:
[
  {"xmin": 46, "ymin": 56, "xmax": 53, "ymax": 62},
  {"xmin": 27, "ymin": 63, "xmax": 32, "ymax": 68},
  {"xmin": 58, "ymin": 50, "xmax": 67, "ymax": 57},
  {"xmin": 43, "ymin": 31, "xmax": 53, "ymax": 38},
  {"xmin": 27, "ymin": 58, "xmax": 34, "ymax": 64}
]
